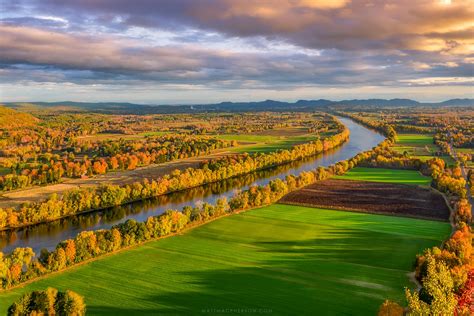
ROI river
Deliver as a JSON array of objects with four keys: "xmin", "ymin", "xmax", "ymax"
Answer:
[{"xmin": 0, "ymin": 117, "xmax": 384, "ymax": 254}]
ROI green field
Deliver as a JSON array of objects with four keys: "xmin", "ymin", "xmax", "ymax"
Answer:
[
  {"xmin": 139, "ymin": 131, "xmax": 170, "ymax": 137},
  {"xmin": 392, "ymin": 134, "xmax": 454, "ymax": 165},
  {"xmin": 456, "ymin": 148, "xmax": 474, "ymax": 154},
  {"xmin": 393, "ymin": 134, "xmax": 436, "ymax": 159},
  {"xmin": 395, "ymin": 134, "xmax": 434, "ymax": 145},
  {"xmin": 215, "ymin": 134, "xmax": 318, "ymax": 153},
  {"xmin": 0, "ymin": 204, "xmax": 449, "ymax": 315},
  {"xmin": 333, "ymin": 167, "xmax": 431, "ymax": 186}
]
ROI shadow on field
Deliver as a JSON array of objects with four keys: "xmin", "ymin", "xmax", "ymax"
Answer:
[{"xmin": 88, "ymin": 229, "xmax": 427, "ymax": 315}]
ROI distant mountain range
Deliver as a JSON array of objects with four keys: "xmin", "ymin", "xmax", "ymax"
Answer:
[{"xmin": 3, "ymin": 98, "xmax": 473, "ymax": 114}]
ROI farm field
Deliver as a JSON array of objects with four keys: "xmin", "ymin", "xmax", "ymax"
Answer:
[
  {"xmin": 214, "ymin": 128, "xmax": 320, "ymax": 153},
  {"xmin": 70, "ymin": 128, "xmax": 321, "ymax": 155},
  {"xmin": 75, "ymin": 133, "xmax": 145, "ymax": 142},
  {"xmin": 392, "ymin": 134, "xmax": 454, "ymax": 164},
  {"xmin": 333, "ymin": 167, "xmax": 432, "ymax": 186},
  {"xmin": 393, "ymin": 134, "xmax": 436, "ymax": 159},
  {"xmin": 0, "ymin": 204, "xmax": 451, "ymax": 315},
  {"xmin": 280, "ymin": 179, "xmax": 450, "ymax": 220},
  {"xmin": 457, "ymin": 148, "xmax": 474, "ymax": 154},
  {"xmin": 396, "ymin": 134, "xmax": 434, "ymax": 145}
]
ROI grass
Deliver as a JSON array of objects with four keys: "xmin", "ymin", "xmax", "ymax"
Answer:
[
  {"xmin": 76, "ymin": 133, "xmax": 144, "ymax": 142},
  {"xmin": 456, "ymin": 148, "xmax": 474, "ymax": 154},
  {"xmin": 392, "ymin": 134, "xmax": 455, "ymax": 166},
  {"xmin": 215, "ymin": 134, "xmax": 318, "ymax": 153},
  {"xmin": 214, "ymin": 134, "xmax": 281, "ymax": 142},
  {"xmin": 139, "ymin": 131, "xmax": 170, "ymax": 137},
  {"xmin": 0, "ymin": 204, "xmax": 450, "ymax": 315},
  {"xmin": 395, "ymin": 134, "xmax": 434, "ymax": 145},
  {"xmin": 333, "ymin": 167, "xmax": 432, "ymax": 186},
  {"xmin": 393, "ymin": 134, "xmax": 437, "ymax": 158}
]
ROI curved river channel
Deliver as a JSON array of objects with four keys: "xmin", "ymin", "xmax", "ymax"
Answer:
[{"xmin": 0, "ymin": 117, "xmax": 384, "ymax": 254}]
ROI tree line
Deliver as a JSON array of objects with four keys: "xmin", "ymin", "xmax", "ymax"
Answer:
[{"xmin": 8, "ymin": 287, "xmax": 85, "ymax": 315}]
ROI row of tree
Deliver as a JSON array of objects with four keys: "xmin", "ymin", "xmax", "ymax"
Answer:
[
  {"xmin": 8, "ymin": 287, "xmax": 85, "ymax": 316},
  {"xmin": 0, "ymin": 125, "xmax": 349, "ymax": 229}
]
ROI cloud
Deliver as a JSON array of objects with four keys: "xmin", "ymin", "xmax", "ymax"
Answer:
[
  {"xmin": 1, "ymin": 23, "xmax": 472, "ymax": 89},
  {"xmin": 7, "ymin": 0, "xmax": 471, "ymax": 54},
  {"xmin": 399, "ymin": 76, "xmax": 474, "ymax": 85},
  {"xmin": 0, "ymin": 0, "xmax": 472, "ymax": 101},
  {"xmin": 0, "ymin": 16, "xmax": 69, "ymax": 29},
  {"xmin": 0, "ymin": 25, "xmax": 210, "ymax": 73}
]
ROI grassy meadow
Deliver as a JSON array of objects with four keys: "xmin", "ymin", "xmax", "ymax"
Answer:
[
  {"xmin": 393, "ymin": 134, "xmax": 436, "ymax": 160},
  {"xmin": 214, "ymin": 133, "xmax": 319, "ymax": 153},
  {"xmin": 0, "ymin": 204, "xmax": 450, "ymax": 315},
  {"xmin": 396, "ymin": 134, "xmax": 434, "ymax": 145},
  {"xmin": 393, "ymin": 134, "xmax": 454, "ymax": 165},
  {"xmin": 333, "ymin": 167, "xmax": 432, "ymax": 186}
]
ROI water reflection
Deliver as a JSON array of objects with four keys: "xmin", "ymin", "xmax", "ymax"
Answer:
[{"xmin": 0, "ymin": 117, "xmax": 384, "ymax": 253}]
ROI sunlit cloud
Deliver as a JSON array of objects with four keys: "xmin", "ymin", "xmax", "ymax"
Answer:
[{"xmin": 400, "ymin": 76, "xmax": 474, "ymax": 85}]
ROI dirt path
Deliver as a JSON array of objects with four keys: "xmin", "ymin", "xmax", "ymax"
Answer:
[{"xmin": 0, "ymin": 149, "xmax": 235, "ymax": 209}]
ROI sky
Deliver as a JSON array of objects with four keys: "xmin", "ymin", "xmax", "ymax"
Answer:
[{"xmin": 0, "ymin": 0, "xmax": 473, "ymax": 104}]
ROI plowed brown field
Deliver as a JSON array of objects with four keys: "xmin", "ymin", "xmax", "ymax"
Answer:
[{"xmin": 280, "ymin": 179, "xmax": 450, "ymax": 220}]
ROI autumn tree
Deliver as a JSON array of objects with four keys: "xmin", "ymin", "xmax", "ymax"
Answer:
[
  {"xmin": 406, "ymin": 256, "xmax": 457, "ymax": 315},
  {"xmin": 8, "ymin": 287, "xmax": 85, "ymax": 316}
]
